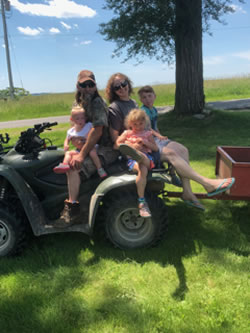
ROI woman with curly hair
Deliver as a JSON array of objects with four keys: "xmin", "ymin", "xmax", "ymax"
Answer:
[
  {"xmin": 106, "ymin": 72, "xmax": 138, "ymax": 143},
  {"xmin": 106, "ymin": 73, "xmax": 235, "ymax": 211}
]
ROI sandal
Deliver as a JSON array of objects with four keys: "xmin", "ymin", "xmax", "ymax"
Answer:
[
  {"xmin": 119, "ymin": 144, "xmax": 142, "ymax": 162},
  {"xmin": 138, "ymin": 202, "xmax": 151, "ymax": 218}
]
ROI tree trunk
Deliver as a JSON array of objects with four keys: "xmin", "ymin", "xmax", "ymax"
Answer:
[{"xmin": 175, "ymin": 0, "xmax": 204, "ymax": 116}]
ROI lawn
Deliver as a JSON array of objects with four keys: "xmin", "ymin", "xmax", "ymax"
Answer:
[
  {"xmin": 0, "ymin": 75, "xmax": 249, "ymax": 121},
  {"xmin": 0, "ymin": 104, "xmax": 249, "ymax": 332}
]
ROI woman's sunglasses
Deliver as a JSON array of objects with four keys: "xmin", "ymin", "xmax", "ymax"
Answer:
[
  {"xmin": 113, "ymin": 80, "xmax": 128, "ymax": 91},
  {"xmin": 78, "ymin": 81, "xmax": 96, "ymax": 89}
]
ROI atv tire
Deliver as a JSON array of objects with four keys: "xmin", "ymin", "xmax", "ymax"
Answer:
[
  {"xmin": 104, "ymin": 190, "xmax": 168, "ymax": 249},
  {"xmin": 0, "ymin": 204, "xmax": 27, "ymax": 256}
]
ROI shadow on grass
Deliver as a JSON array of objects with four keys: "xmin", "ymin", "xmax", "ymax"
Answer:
[
  {"xmin": 0, "ymin": 200, "xmax": 249, "ymax": 332},
  {"xmin": 88, "ymin": 199, "xmax": 250, "ymax": 301}
]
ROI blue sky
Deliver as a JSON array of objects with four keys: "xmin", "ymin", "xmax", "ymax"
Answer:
[{"xmin": 0, "ymin": 0, "xmax": 250, "ymax": 94}]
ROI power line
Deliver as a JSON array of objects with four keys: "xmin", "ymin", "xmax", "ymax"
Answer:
[{"xmin": 211, "ymin": 25, "xmax": 250, "ymax": 31}]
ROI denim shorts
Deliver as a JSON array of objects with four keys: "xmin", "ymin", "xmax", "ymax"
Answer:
[{"xmin": 155, "ymin": 137, "xmax": 171, "ymax": 153}]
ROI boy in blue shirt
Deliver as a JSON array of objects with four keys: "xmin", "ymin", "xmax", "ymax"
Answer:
[{"xmin": 138, "ymin": 85, "xmax": 182, "ymax": 186}]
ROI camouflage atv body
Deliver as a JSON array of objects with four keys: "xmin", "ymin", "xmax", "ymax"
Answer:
[{"xmin": 0, "ymin": 123, "xmax": 171, "ymax": 256}]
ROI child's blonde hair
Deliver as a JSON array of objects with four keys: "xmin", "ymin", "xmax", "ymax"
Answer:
[
  {"xmin": 71, "ymin": 104, "xmax": 85, "ymax": 118},
  {"xmin": 125, "ymin": 108, "xmax": 150, "ymax": 129},
  {"xmin": 70, "ymin": 104, "xmax": 85, "ymax": 126}
]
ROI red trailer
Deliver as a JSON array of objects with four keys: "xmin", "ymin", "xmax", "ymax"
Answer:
[{"xmin": 167, "ymin": 146, "xmax": 250, "ymax": 201}]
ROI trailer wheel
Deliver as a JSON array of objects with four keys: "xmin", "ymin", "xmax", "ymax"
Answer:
[{"xmin": 104, "ymin": 190, "xmax": 168, "ymax": 249}]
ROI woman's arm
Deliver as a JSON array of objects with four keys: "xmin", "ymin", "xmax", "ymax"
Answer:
[
  {"xmin": 110, "ymin": 127, "xmax": 120, "ymax": 149},
  {"xmin": 115, "ymin": 131, "xmax": 127, "ymax": 149}
]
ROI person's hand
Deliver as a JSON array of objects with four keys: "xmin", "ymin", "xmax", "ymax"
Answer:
[
  {"xmin": 158, "ymin": 135, "xmax": 168, "ymax": 140},
  {"xmin": 69, "ymin": 154, "xmax": 84, "ymax": 170},
  {"xmin": 135, "ymin": 137, "xmax": 143, "ymax": 144},
  {"xmin": 131, "ymin": 142, "xmax": 143, "ymax": 151}
]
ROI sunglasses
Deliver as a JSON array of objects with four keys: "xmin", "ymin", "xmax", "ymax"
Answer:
[
  {"xmin": 78, "ymin": 81, "xmax": 96, "ymax": 89},
  {"xmin": 113, "ymin": 80, "xmax": 128, "ymax": 91}
]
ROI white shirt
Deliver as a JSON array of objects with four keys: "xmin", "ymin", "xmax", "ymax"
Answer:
[{"xmin": 67, "ymin": 122, "xmax": 92, "ymax": 140}]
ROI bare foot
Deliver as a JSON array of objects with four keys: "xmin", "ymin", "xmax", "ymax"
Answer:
[
  {"xmin": 181, "ymin": 194, "xmax": 205, "ymax": 210},
  {"xmin": 207, "ymin": 178, "xmax": 235, "ymax": 197},
  {"xmin": 204, "ymin": 178, "xmax": 234, "ymax": 194}
]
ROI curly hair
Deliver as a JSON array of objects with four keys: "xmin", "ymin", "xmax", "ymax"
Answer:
[
  {"xmin": 105, "ymin": 73, "xmax": 133, "ymax": 104},
  {"xmin": 124, "ymin": 108, "xmax": 150, "ymax": 129}
]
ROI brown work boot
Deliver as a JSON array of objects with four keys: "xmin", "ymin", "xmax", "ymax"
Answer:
[{"xmin": 54, "ymin": 200, "xmax": 81, "ymax": 228}]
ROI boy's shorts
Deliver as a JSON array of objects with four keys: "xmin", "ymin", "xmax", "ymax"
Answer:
[
  {"xmin": 127, "ymin": 153, "xmax": 155, "ymax": 171},
  {"xmin": 155, "ymin": 137, "xmax": 171, "ymax": 153}
]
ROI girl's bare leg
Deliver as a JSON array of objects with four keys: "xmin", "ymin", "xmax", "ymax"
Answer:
[
  {"xmin": 133, "ymin": 155, "xmax": 150, "ymax": 198},
  {"xmin": 89, "ymin": 148, "xmax": 102, "ymax": 169},
  {"xmin": 63, "ymin": 151, "xmax": 78, "ymax": 165}
]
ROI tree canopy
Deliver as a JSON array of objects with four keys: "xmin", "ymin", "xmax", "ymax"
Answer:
[
  {"xmin": 99, "ymin": 0, "xmax": 245, "ymax": 115},
  {"xmin": 0, "ymin": 87, "xmax": 30, "ymax": 100}
]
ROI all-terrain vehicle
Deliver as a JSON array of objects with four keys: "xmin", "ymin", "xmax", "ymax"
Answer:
[{"xmin": 0, "ymin": 122, "xmax": 173, "ymax": 257}]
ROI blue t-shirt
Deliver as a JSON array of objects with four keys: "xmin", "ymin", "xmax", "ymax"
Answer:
[{"xmin": 141, "ymin": 105, "xmax": 158, "ymax": 130}]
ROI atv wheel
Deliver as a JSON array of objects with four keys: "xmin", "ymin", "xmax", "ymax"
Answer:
[
  {"xmin": 0, "ymin": 204, "xmax": 27, "ymax": 256},
  {"xmin": 104, "ymin": 190, "xmax": 168, "ymax": 249}
]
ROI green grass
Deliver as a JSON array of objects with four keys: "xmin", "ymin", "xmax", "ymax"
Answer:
[
  {"xmin": 0, "ymin": 75, "xmax": 249, "ymax": 121},
  {"xmin": 1, "ymin": 108, "xmax": 250, "ymax": 332},
  {"xmin": 0, "ymin": 93, "xmax": 75, "ymax": 122}
]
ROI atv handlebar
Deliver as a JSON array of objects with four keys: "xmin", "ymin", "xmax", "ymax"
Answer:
[
  {"xmin": 15, "ymin": 122, "xmax": 58, "ymax": 155},
  {"xmin": 33, "ymin": 122, "xmax": 58, "ymax": 134}
]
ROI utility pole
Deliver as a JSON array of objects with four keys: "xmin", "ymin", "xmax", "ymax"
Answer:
[{"xmin": 1, "ymin": 0, "xmax": 14, "ymax": 99}]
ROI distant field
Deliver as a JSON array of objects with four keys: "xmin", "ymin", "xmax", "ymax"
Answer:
[{"xmin": 0, "ymin": 75, "xmax": 249, "ymax": 122}]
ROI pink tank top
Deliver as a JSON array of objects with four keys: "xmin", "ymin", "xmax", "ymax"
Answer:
[{"xmin": 123, "ymin": 129, "xmax": 152, "ymax": 153}]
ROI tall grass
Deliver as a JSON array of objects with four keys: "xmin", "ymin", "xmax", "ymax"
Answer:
[
  {"xmin": 0, "ymin": 93, "xmax": 74, "ymax": 122},
  {"xmin": 0, "ymin": 75, "xmax": 249, "ymax": 121},
  {"xmin": 204, "ymin": 74, "xmax": 250, "ymax": 101},
  {"xmin": 0, "ymin": 109, "xmax": 249, "ymax": 333}
]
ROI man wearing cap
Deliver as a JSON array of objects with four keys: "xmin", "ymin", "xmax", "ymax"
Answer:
[{"xmin": 56, "ymin": 70, "xmax": 119, "ymax": 227}]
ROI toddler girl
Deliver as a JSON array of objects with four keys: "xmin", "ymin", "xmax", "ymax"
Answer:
[
  {"xmin": 53, "ymin": 105, "xmax": 107, "ymax": 178},
  {"xmin": 116, "ymin": 109, "xmax": 158, "ymax": 218}
]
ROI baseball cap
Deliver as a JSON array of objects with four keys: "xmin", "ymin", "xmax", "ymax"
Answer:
[{"xmin": 77, "ymin": 70, "xmax": 96, "ymax": 83}]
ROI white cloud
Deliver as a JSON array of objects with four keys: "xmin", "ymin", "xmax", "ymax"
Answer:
[
  {"xmin": 60, "ymin": 21, "xmax": 71, "ymax": 30},
  {"xmin": 2, "ymin": 44, "xmax": 6, "ymax": 48},
  {"xmin": 233, "ymin": 51, "xmax": 250, "ymax": 61},
  {"xmin": 80, "ymin": 40, "xmax": 92, "ymax": 45},
  {"xmin": 203, "ymin": 56, "xmax": 225, "ymax": 65},
  {"xmin": 17, "ymin": 26, "xmax": 42, "ymax": 36},
  {"xmin": 49, "ymin": 27, "xmax": 60, "ymax": 34},
  {"xmin": 10, "ymin": 0, "xmax": 96, "ymax": 18},
  {"xmin": 229, "ymin": 5, "xmax": 247, "ymax": 14}
]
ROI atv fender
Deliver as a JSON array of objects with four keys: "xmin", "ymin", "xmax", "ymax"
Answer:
[
  {"xmin": 0, "ymin": 165, "xmax": 47, "ymax": 235},
  {"xmin": 88, "ymin": 171, "xmax": 172, "ymax": 228}
]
